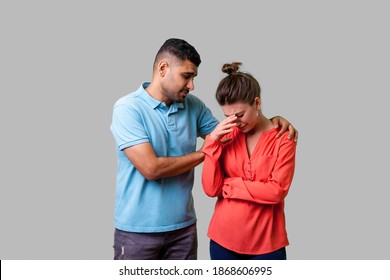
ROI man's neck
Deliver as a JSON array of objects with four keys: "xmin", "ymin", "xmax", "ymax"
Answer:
[{"xmin": 144, "ymin": 82, "xmax": 172, "ymax": 107}]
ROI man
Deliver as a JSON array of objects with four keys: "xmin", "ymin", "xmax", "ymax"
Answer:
[{"xmin": 110, "ymin": 38, "xmax": 297, "ymax": 260}]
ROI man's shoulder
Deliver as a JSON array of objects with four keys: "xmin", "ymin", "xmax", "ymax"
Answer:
[
  {"xmin": 185, "ymin": 94, "xmax": 208, "ymax": 109},
  {"xmin": 186, "ymin": 93, "xmax": 203, "ymax": 102},
  {"xmin": 114, "ymin": 89, "xmax": 145, "ymax": 108}
]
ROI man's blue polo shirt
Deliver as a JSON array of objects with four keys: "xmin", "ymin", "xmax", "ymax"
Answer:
[{"xmin": 110, "ymin": 82, "xmax": 219, "ymax": 232}]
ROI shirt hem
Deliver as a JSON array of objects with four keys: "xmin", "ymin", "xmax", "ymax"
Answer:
[
  {"xmin": 209, "ymin": 234, "xmax": 289, "ymax": 255},
  {"xmin": 115, "ymin": 219, "xmax": 197, "ymax": 233}
]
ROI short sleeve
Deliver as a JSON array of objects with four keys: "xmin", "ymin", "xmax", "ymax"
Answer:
[
  {"xmin": 110, "ymin": 103, "xmax": 149, "ymax": 150},
  {"xmin": 192, "ymin": 96, "xmax": 219, "ymax": 136}
]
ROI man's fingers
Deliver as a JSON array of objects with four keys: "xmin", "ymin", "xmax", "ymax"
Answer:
[
  {"xmin": 275, "ymin": 129, "xmax": 283, "ymax": 139},
  {"xmin": 287, "ymin": 124, "xmax": 298, "ymax": 142},
  {"xmin": 275, "ymin": 121, "xmax": 289, "ymax": 138},
  {"xmin": 293, "ymin": 128, "xmax": 299, "ymax": 142}
]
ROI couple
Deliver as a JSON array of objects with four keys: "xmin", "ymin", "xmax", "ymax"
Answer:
[{"xmin": 110, "ymin": 38, "xmax": 297, "ymax": 260}]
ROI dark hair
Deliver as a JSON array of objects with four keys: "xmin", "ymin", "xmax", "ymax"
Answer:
[
  {"xmin": 154, "ymin": 38, "xmax": 201, "ymax": 67},
  {"xmin": 216, "ymin": 62, "xmax": 261, "ymax": 105}
]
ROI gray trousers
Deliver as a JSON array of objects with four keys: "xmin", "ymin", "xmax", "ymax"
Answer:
[{"xmin": 113, "ymin": 223, "xmax": 197, "ymax": 260}]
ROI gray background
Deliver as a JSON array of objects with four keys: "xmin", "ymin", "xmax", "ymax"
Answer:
[{"xmin": 1, "ymin": 0, "xmax": 389, "ymax": 259}]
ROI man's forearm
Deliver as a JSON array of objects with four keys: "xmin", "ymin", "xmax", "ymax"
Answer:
[{"xmin": 146, "ymin": 150, "xmax": 205, "ymax": 180}]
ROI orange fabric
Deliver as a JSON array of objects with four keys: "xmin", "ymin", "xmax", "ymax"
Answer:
[{"xmin": 202, "ymin": 127, "xmax": 296, "ymax": 254}]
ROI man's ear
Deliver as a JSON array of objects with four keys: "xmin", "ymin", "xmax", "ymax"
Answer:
[{"xmin": 158, "ymin": 60, "xmax": 168, "ymax": 77}]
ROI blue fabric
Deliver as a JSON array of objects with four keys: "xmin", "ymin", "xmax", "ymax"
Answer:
[
  {"xmin": 210, "ymin": 240, "xmax": 287, "ymax": 260},
  {"xmin": 110, "ymin": 82, "xmax": 218, "ymax": 232}
]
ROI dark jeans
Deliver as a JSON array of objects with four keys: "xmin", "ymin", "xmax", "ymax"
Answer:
[
  {"xmin": 210, "ymin": 239, "xmax": 287, "ymax": 260},
  {"xmin": 114, "ymin": 224, "xmax": 197, "ymax": 260}
]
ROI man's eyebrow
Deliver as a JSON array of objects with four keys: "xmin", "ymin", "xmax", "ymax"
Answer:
[{"xmin": 183, "ymin": 72, "xmax": 197, "ymax": 76}]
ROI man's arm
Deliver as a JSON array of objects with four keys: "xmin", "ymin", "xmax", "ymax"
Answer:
[{"xmin": 123, "ymin": 142, "xmax": 204, "ymax": 181}]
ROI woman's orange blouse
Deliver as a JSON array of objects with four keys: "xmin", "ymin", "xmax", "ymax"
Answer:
[{"xmin": 202, "ymin": 127, "xmax": 297, "ymax": 254}]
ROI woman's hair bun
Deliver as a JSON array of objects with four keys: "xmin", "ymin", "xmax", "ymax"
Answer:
[{"xmin": 222, "ymin": 62, "xmax": 242, "ymax": 75}]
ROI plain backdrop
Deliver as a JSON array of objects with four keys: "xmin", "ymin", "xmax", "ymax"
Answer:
[{"xmin": 1, "ymin": 0, "xmax": 389, "ymax": 260}]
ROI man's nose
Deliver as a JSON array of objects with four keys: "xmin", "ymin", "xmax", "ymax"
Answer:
[{"xmin": 187, "ymin": 79, "xmax": 195, "ymax": 91}]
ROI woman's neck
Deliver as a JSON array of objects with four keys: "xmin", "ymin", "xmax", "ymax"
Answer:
[{"xmin": 249, "ymin": 113, "xmax": 273, "ymax": 135}]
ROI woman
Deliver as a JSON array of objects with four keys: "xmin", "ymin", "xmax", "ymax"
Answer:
[{"xmin": 202, "ymin": 62, "xmax": 297, "ymax": 260}]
